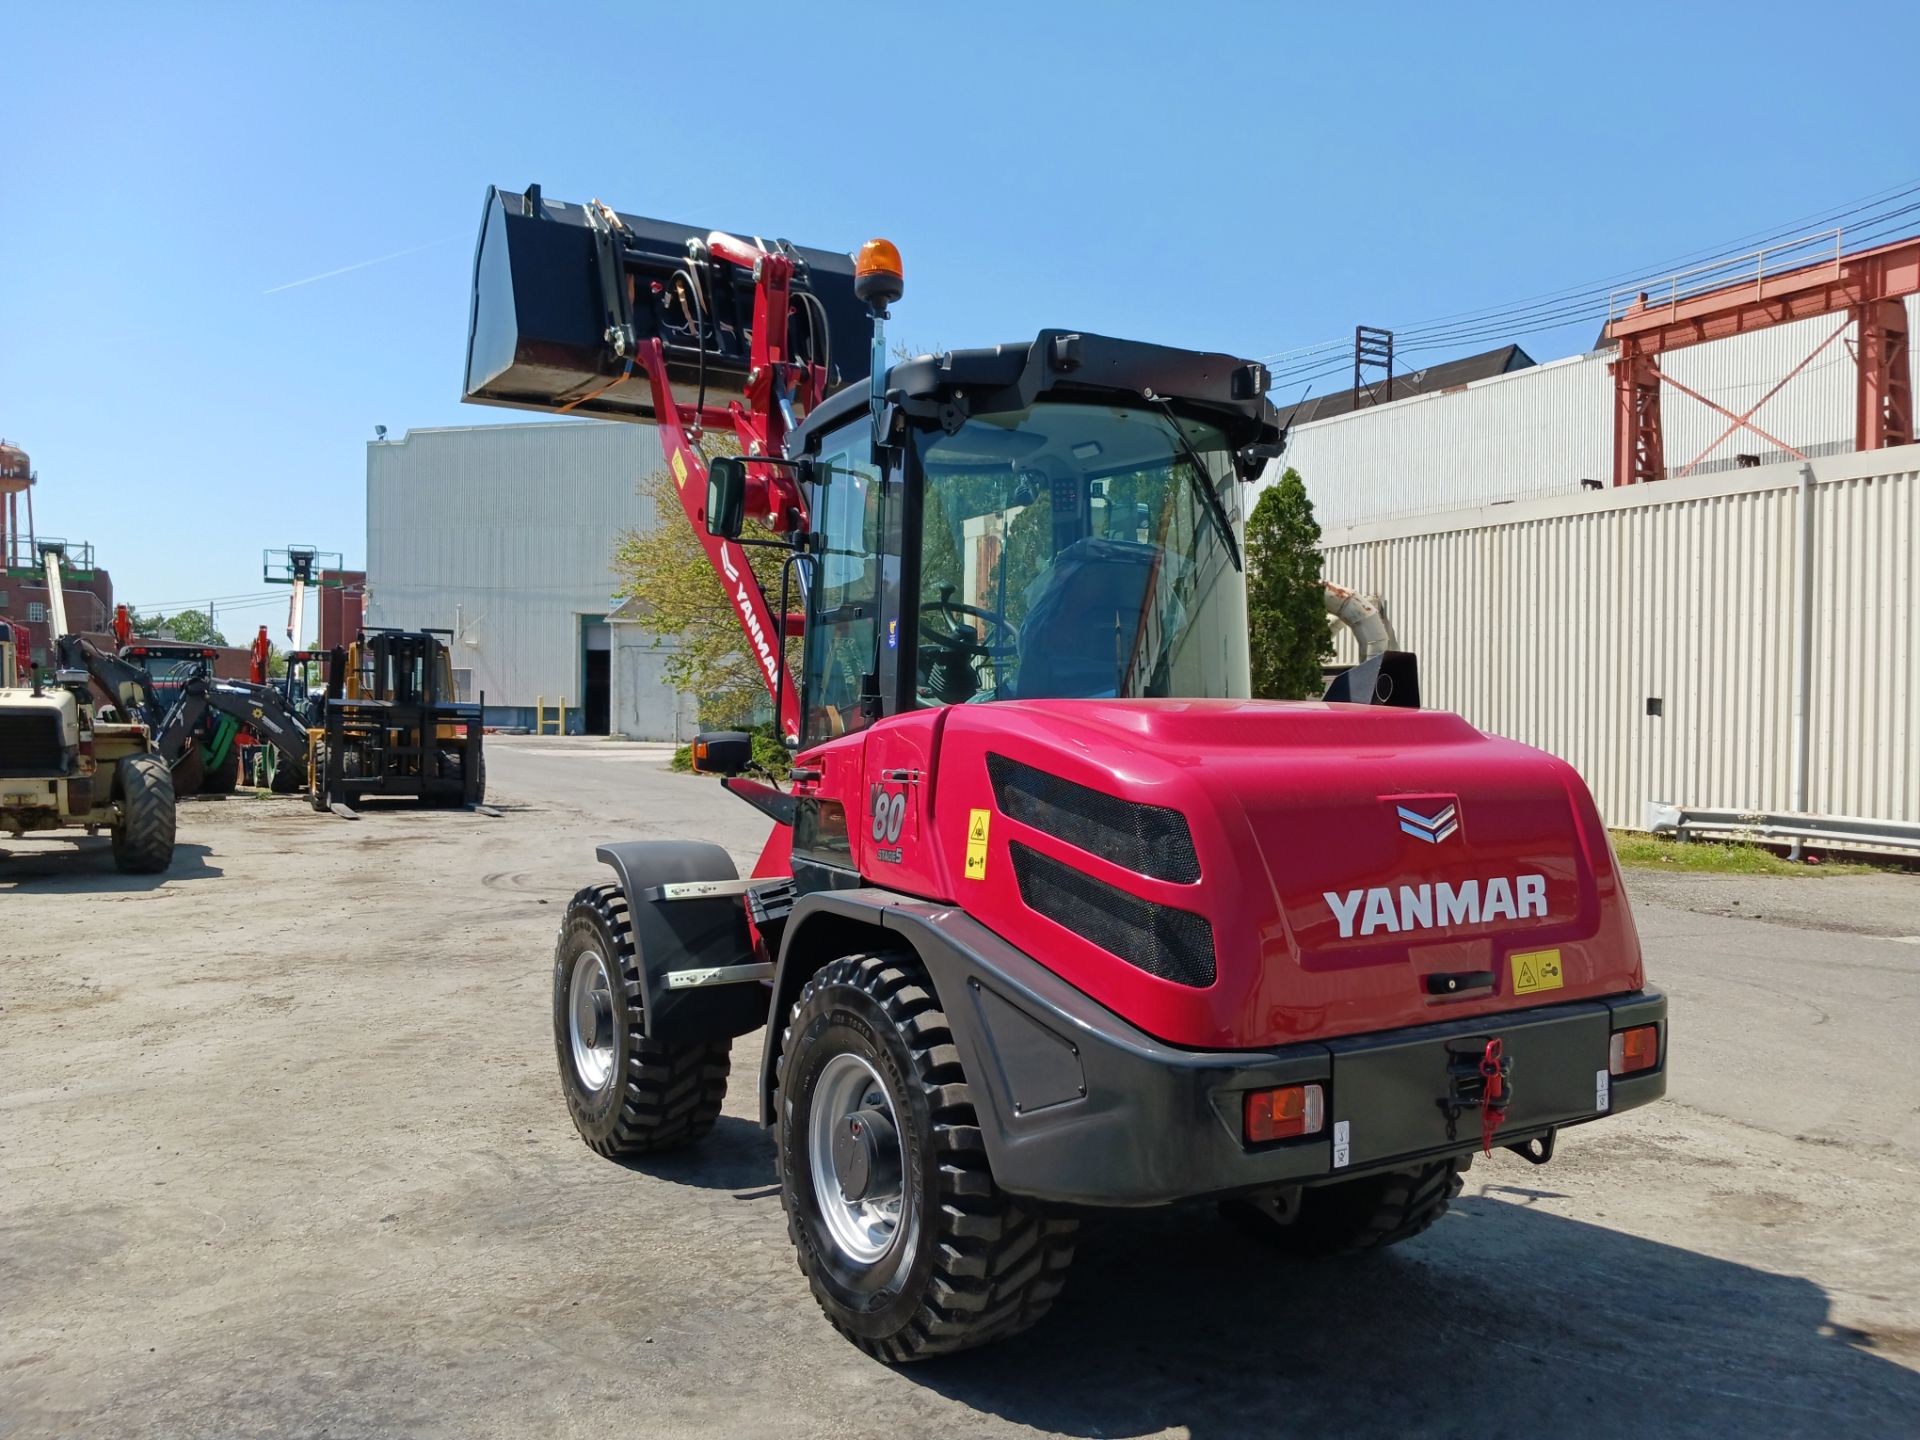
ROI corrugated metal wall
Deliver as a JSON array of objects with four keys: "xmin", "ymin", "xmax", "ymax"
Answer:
[
  {"xmin": 1279, "ymin": 297, "xmax": 1920, "ymax": 529},
  {"xmin": 366, "ymin": 420, "xmax": 670, "ymax": 720},
  {"xmin": 1320, "ymin": 443, "xmax": 1920, "ymax": 829}
]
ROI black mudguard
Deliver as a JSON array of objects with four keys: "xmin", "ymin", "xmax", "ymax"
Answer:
[{"xmin": 596, "ymin": 840, "xmax": 767, "ymax": 1046}]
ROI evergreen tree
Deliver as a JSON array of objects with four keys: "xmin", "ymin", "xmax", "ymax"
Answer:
[{"xmin": 1244, "ymin": 467, "xmax": 1332, "ymax": 699}]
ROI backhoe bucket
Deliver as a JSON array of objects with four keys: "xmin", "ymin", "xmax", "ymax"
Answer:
[{"xmin": 463, "ymin": 185, "xmax": 870, "ymax": 423}]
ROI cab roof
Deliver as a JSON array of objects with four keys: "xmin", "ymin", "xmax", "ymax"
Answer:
[{"xmin": 788, "ymin": 329, "xmax": 1279, "ymax": 462}]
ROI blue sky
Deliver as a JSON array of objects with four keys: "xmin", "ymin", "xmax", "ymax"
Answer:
[{"xmin": 4, "ymin": 2, "xmax": 1915, "ymax": 642}]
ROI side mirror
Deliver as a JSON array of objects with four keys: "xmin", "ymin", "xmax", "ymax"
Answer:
[
  {"xmin": 705, "ymin": 457, "xmax": 747, "ymax": 540},
  {"xmin": 690, "ymin": 729, "xmax": 753, "ymax": 776}
]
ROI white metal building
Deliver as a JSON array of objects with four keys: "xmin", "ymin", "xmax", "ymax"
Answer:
[
  {"xmin": 1318, "ymin": 444, "xmax": 1919, "ymax": 832},
  {"xmin": 1276, "ymin": 298, "xmax": 1920, "ymax": 531},
  {"xmin": 366, "ymin": 419, "xmax": 696, "ymax": 738},
  {"xmin": 1258, "ymin": 296, "xmax": 1920, "ymax": 837}
]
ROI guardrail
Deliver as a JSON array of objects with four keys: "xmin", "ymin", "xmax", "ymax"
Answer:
[
  {"xmin": 1607, "ymin": 228, "xmax": 1844, "ymax": 327},
  {"xmin": 1645, "ymin": 803, "xmax": 1920, "ymax": 858}
]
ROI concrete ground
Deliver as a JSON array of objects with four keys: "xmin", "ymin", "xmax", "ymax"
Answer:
[{"xmin": 3, "ymin": 734, "xmax": 1917, "ymax": 1439}]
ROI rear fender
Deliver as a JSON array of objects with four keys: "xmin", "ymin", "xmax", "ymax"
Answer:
[
  {"xmin": 760, "ymin": 891, "xmax": 1094, "ymax": 1181},
  {"xmin": 595, "ymin": 840, "xmax": 765, "ymax": 1046}
]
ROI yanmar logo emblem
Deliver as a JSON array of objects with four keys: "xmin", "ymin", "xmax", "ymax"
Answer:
[
  {"xmin": 1397, "ymin": 800, "xmax": 1458, "ymax": 844},
  {"xmin": 1323, "ymin": 875, "xmax": 1548, "ymax": 940}
]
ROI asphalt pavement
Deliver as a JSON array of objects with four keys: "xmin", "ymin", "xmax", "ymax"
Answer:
[{"xmin": 3, "ymin": 735, "xmax": 1915, "ymax": 1439}]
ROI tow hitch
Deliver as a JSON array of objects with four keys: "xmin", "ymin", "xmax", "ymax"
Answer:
[
  {"xmin": 1437, "ymin": 1035, "xmax": 1559, "ymax": 1163},
  {"xmin": 1438, "ymin": 1035, "xmax": 1513, "ymax": 1154}
]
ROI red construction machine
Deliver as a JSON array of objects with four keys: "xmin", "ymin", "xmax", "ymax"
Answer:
[{"xmin": 464, "ymin": 185, "xmax": 1666, "ymax": 1361}]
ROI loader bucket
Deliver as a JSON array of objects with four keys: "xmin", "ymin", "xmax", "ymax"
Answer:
[{"xmin": 464, "ymin": 185, "xmax": 870, "ymax": 423}]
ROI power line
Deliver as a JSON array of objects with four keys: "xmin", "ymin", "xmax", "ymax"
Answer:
[{"xmin": 1257, "ymin": 179, "xmax": 1920, "ymax": 385}]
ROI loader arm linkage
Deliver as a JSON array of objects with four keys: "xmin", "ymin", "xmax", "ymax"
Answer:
[
  {"xmin": 152, "ymin": 674, "xmax": 311, "ymax": 776},
  {"xmin": 620, "ymin": 248, "xmax": 822, "ymax": 743}
]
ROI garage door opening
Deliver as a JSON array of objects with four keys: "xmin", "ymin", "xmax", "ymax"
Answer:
[{"xmin": 582, "ymin": 617, "xmax": 611, "ymax": 735}]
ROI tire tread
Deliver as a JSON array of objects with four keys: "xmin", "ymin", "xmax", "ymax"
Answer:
[
  {"xmin": 778, "ymin": 952, "xmax": 1078, "ymax": 1362},
  {"xmin": 111, "ymin": 752, "xmax": 176, "ymax": 874},
  {"xmin": 557, "ymin": 884, "xmax": 729, "ymax": 1156}
]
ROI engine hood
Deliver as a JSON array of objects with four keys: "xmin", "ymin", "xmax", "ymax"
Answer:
[
  {"xmin": 0, "ymin": 686, "xmax": 80, "ymax": 744},
  {"xmin": 927, "ymin": 698, "xmax": 1642, "ymax": 1049}
]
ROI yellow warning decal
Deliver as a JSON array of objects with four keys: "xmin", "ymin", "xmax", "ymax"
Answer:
[
  {"xmin": 671, "ymin": 449, "xmax": 690, "ymax": 489},
  {"xmin": 1511, "ymin": 948, "xmax": 1564, "ymax": 995},
  {"xmin": 964, "ymin": 808, "xmax": 991, "ymax": 880}
]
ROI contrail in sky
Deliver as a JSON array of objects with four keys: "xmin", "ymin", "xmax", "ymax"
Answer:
[{"xmin": 262, "ymin": 234, "xmax": 461, "ymax": 294}]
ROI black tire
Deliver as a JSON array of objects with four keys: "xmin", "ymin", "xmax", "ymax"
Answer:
[
  {"xmin": 1223, "ymin": 1154, "xmax": 1471, "ymax": 1258},
  {"xmin": 200, "ymin": 742, "xmax": 241, "ymax": 795},
  {"xmin": 776, "ymin": 952, "xmax": 1077, "ymax": 1362},
  {"xmin": 111, "ymin": 752, "xmax": 176, "ymax": 874},
  {"xmin": 434, "ymin": 744, "xmax": 485, "ymax": 806},
  {"xmin": 552, "ymin": 884, "xmax": 729, "ymax": 1155},
  {"xmin": 170, "ymin": 745, "xmax": 205, "ymax": 799},
  {"xmin": 268, "ymin": 747, "xmax": 304, "ymax": 794},
  {"xmin": 308, "ymin": 744, "xmax": 330, "ymax": 811}
]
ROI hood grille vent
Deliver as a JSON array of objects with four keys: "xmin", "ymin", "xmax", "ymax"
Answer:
[
  {"xmin": 987, "ymin": 753, "xmax": 1199, "ymax": 884},
  {"xmin": 0, "ymin": 711, "xmax": 66, "ymax": 777},
  {"xmin": 1010, "ymin": 841, "xmax": 1215, "ymax": 987}
]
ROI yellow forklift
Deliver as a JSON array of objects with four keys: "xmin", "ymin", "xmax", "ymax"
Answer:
[{"xmin": 308, "ymin": 628, "xmax": 485, "ymax": 812}]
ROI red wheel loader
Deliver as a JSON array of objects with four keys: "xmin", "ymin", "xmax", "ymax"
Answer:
[{"xmin": 461, "ymin": 185, "xmax": 1666, "ymax": 1361}]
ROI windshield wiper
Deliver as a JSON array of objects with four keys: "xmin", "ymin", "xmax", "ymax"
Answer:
[{"xmin": 1150, "ymin": 397, "xmax": 1241, "ymax": 572}]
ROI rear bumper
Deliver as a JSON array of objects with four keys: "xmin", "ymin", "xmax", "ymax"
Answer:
[{"xmin": 826, "ymin": 895, "xmax": 1666, "ymax": 1207}]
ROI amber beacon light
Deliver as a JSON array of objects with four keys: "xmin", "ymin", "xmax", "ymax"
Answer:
[{"xmin": 854, "ymin": 238, "xmax": 904, "ymax": 310}]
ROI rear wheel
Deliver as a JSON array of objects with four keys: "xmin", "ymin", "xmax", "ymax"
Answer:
[
  {"xmin": 552, "ymin": 883, "xmax": 729, "ymax": 1154},
  {"xmin": 435, "ymin": 744, "xmax": 485, "ymax": 805},
  {"xmin": 267, "ymin": 747, "xmax": 304, "ymax": 793},
  {"xmin": 776, "ymin": 952, "xmax": 1077, "ymax": 1362},
  {"xmin": 1223, "ymin": 1155, "xmax": 1471, "ymax": 1257},
  {"xmin": 111, "ymin": 753, "xmax": 176, "ymax": 874}
]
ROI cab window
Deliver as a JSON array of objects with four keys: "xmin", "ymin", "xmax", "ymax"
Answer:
[{"xmin": 802, "ymin": 442, "xmax": 885, "ymax": 745}]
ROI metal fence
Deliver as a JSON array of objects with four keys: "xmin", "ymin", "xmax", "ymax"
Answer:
[{"xmin": 1319, "ymin": 444, "xmax": 1920, "ymax": 830}]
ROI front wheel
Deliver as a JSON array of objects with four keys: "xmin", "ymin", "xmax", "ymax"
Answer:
[
  {"xmin": 1222, "ymin": 1154, "xmax": 1471, "ymax": 1257},
  {"xmin": 111, "ymin": 752, "xmax": 177, "ymax": 874},
  {"xmin": 552, "ymin": 884, "xmax": 729, "ymax": 1154},
  {"xmin": 776, "ymin": 952, "xmax": 1077, "ymax": 1362}
]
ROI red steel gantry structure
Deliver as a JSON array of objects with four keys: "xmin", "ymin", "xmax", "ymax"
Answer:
[{"xmin": 1605, "ymin": 230, "xmax": 1918, "ymax": 486}]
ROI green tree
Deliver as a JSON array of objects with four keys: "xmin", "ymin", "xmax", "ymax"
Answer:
[
  {"xmin": 132, "ymin": 608, "xmax": 229, "ymax": 647},
  {"xmin": 611, "ymin": 441, "xmax": 796, "ymax": 729},
  {"xmin": 1244, "ymin": 467, "xmax": 1332, "ymax": 699}
]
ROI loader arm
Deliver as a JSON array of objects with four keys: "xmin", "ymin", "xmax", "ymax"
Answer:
[
  {"xmin": 55, "ymin": 633, "xmax": 162, "ymax": 725},
  {"xmin": 636, "ymin": 334, "xmax": 807, "ymax": 743},
  {"xmin": 621, "ymin": 229, "xmax": 827, "ymax": 745},
  {"xmin": 154, "ymin": 675, "xmax": 311, "ymax": 774}
]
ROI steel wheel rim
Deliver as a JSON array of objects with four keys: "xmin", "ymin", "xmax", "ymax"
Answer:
[
  {"xmin": 809, "ymin": 1052, "xmax": 904, "ymax": 1266},
  {"xmin": 568, "ymin": 946, "xmax": 616, "ymax": 1093}
]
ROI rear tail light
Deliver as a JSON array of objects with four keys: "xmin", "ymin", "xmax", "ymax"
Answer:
[
  {"xmin": 1245, "ymin": 1084, "xmax": 1325, "ymax": 1143},
  {"xmin": 1609, "ymin": 1024, "xmax": 1660, "ymax": 1076}
]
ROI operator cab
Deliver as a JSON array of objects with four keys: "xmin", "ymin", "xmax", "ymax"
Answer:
[
  {"xmin": 120, "ymin": 641, "xmax": 221, "ymax": 711},
  {"xmin": 779, "ymin": 332, "xmax": 1275, "ymax": 749},
  {"xmin": 280, "ymin": 648, "xmax": 328, "ymax": 725}
]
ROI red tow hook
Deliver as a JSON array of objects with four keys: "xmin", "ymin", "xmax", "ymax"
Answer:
[{"xmin": 1479, "ymin": 1037, "xmax": 1508, "ymax": 1155}]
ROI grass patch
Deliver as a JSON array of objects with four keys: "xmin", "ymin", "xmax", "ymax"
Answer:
[{"xmin": 1608, "ymin": 830, "xmax": 1881, "ymax": 876}]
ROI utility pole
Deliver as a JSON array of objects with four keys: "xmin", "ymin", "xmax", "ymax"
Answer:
[{"xmin": 1353, "ymin": 326, "xmax": 1394, "ymax": 410}]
